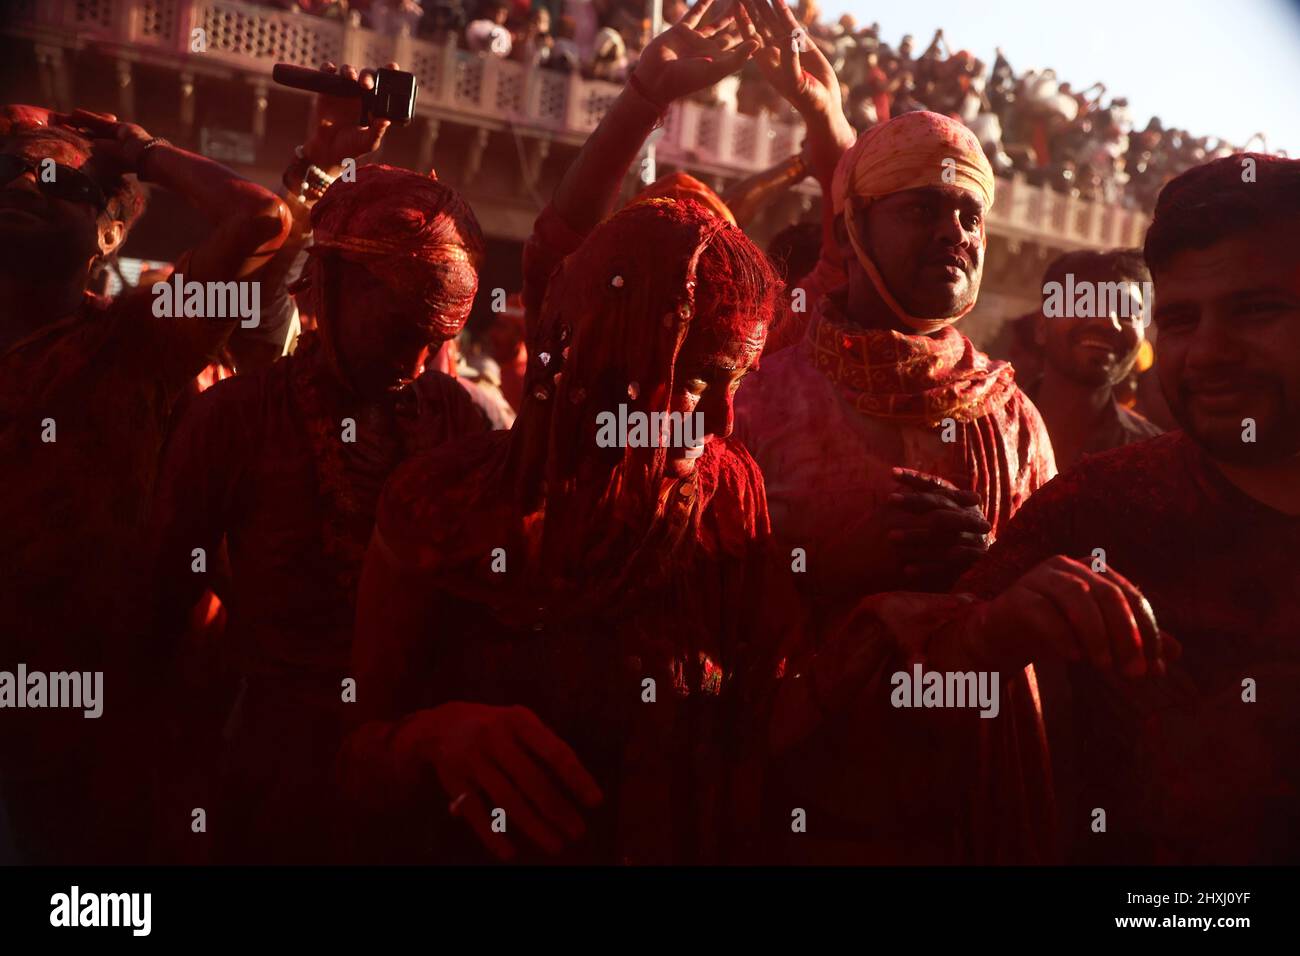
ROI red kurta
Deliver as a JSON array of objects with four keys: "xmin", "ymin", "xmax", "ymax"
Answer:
[
  {"xmin": 149, "ymin": 352, "xmax": 485, "ymax": 862},
  {"xmin": 956, "ymin": 431, "xmax": 1300, "ymax": 863}
]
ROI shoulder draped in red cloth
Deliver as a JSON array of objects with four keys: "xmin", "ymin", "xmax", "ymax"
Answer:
[{"xmin": 346, "ymin": 199, "xmax": 795, "ymax": 864}]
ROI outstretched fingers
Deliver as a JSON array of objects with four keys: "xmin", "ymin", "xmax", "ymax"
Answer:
[{"xmin": 680, "ymin": 0, "xmax": 716, "ymax": 30}]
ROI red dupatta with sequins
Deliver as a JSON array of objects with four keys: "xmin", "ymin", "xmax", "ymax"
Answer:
[
  {"xmin": 378, "ymin": 198, "xmax": 776, "ymax": 621},
  {"xmin": 366, "ymin": 198, "xmax": 790, "ymax": 863}
]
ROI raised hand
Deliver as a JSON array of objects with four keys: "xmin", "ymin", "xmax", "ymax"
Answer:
[
  {"xmin": 632, "ymin": 0, "xmax": 761, "ymax": 108},
  {"xmin": 302, "ymin": 61, "xmax": 397, "ymax": 174},
  {"xmin": 51, "ymin": 109, "xmax": 154, "ymax": 173},
  {"xmin": 738, "ymin": 0, "xmax": 842, "ymax": 121},
  {"xmin": 736, "ymin": 0, "xmax": 854, "ymax": 183}
]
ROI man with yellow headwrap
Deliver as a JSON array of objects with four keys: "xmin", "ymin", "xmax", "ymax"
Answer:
[
  {"xmin": 734, "ymin": 0, "xmax": 1058, "ymax": 863},
  {"xmin": 736, "ymin": 109, "xmax": 1056, "ymax": 612}
]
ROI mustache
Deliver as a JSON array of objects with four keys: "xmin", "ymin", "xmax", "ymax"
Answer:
[{"xmin": 925, "ymin": 247, "xmax": 974, "ymax": 273}]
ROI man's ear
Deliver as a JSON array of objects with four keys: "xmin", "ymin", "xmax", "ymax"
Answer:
[{"xmin": 96, "ymin": 217, "xmax": 126, "ymax": 258}]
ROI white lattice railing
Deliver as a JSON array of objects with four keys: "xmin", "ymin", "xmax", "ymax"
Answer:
[
  {"xmin": 10, "ymin": 0, "xmax": 1147, "ymax": 247},
  {"xmin": 12, "ymin": 0, "xmax": 803, "ymax": 167}
]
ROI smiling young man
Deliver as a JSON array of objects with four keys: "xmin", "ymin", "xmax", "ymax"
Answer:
[
  {"xmin": 949, "ymin": 152, "xmax": 1300, "ymax": 862},
  {"xmin": 1028, "ymin": 249, "xmax": 1163, "ymax": 471}
]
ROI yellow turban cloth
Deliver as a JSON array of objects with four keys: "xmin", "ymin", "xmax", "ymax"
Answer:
[
  {"xmin": 637, "ymin": 171, "xmax": 737, "ymax": 227},
  {"xmin": 831, "ymin": 111, "xmax": 995, "ymax": 333}
]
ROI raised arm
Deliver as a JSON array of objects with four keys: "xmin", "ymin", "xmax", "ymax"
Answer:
[
  {"xmin": 53, "ymin": 110, "xmax": 291, "ymax": 383},
  {"xmin": 739, "ymin": 0, "xmax": 856, "ymax": 272},
  {"xmin": 238, "ymin": 62, "xmax": 399, "ymax": 369},
  {"xmin": 521, "ymin": 0, "xmax": 761, "ymax": 338},
  {"xmin": 740, "ymin": 0, "xmax": 855, "ymax": 190},
  {"xmin": 550, "ymin": 0, "xmax": 761, "ymax": 236},
  {"xmin": 56, "ymin": 109, "xmax": 290, "ymax": 284}
]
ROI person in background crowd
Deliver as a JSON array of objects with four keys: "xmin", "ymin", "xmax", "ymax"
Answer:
[
  {"xmin": 1027, "ymin": 248, "xmax": 1163, "ymax": 471},
  {"xmin": 465, "ymin": 0, "xmax": 513, "ymax": 56},
  {"xmin": 514, "ymin": 6, "xmax": 555, "ymax": 66},
  {"xmin": 547, "ymin": 15, "xmax": 584, "ymax": 72}
]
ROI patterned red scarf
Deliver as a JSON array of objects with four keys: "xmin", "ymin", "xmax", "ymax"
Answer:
[{"xmin": 803, "ymin": 293, "xmax": 1017, "ymax": 427}]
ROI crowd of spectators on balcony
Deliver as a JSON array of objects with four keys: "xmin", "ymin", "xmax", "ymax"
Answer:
[
  {"xmin": 265, "ymin": 0, "xmax": 1273, "ymax": 210},
  {"xmin": 266, "ymin": 0, "xmax": 659, "ymax": 82}
]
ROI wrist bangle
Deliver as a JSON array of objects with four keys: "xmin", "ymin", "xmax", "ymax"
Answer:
[
  {"xmin": 305, "ymin": 164, "xmax": 335, "ymax": 191},
  {"xmin": 134, "ymin": 136, "xmax": 170, "ymax": 174},
  {"xmin": 283, "ymin": 158, "xmax": 333, "ymax": 206},
  {"xmin": 627, "ymin": 69, "xmax": 669, "ymax": 117}
]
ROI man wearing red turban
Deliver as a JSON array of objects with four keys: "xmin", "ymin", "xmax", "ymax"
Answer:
[{"xmin": 148, "ymin": 162, "xmax": 488, "ymax": 863}]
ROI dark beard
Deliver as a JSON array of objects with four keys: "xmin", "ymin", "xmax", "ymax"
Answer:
[{"xmin": 1169, "ymin": 380, "xmax": 1300, "ymax": 464}]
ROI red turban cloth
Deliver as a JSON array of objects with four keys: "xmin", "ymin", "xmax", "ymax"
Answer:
[
  {"xmin": 302, "ymin": 163, "xmax": 484, "ymax": 340},
  {"xmin": 831, "ymin": 111, "xmax": 995, "ymax": 334}
]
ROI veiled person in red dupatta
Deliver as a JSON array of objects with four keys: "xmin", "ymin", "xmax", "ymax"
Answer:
[
  {"xmin": 342, "ymin": 198, "xmax": 790, "ymax": 864},
  {"xmin": 149, "ymin": 164, "xmax": 485, "ymax": 863}
]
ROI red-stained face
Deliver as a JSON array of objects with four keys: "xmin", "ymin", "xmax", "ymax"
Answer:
[
  {"xmin": 841, "ymin": 184, "xmax": 985, "ymax": 325},
  {"xmin": 1154, "ymin": 222, "xmax": 1300, "ymax": 464},
  {"xmin": 664, "ymin": 310, "xmax": 766, "ymax": 478},
  {"xmin": 331, "ymin": 258, "xmax": 447, "ymax": 395}
]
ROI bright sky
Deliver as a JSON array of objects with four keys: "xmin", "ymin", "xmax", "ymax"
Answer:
[{"xmin": 824, "ymin": 0, "xmax": 1300, "ymax": 155}]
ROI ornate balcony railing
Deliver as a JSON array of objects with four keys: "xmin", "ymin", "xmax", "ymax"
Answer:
[{"xmin": 7, "ymin": 0, "xmax": 1148, "ymax": 249}]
